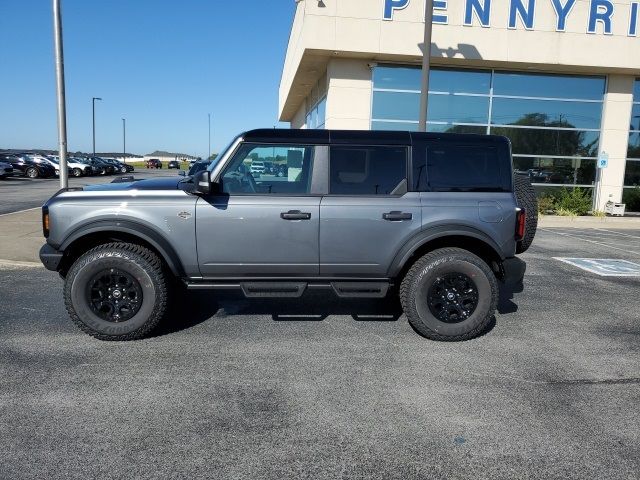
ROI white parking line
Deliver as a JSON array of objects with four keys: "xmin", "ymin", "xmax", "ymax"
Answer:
[
  {"xmin": 540, "ymin": 228, "xmax": 640, "ymax": 256},
  {"xmin": 593, "ymin": 228, "xmax": 640, "ymax": 240},
  {"xmin": 0, "ymin": 207, "xmax": 40, "ymax": 218}
]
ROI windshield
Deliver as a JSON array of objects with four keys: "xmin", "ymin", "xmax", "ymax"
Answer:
[{"xmin": 206, "ymin": 135, "xmax": 240, "ymax": 173}]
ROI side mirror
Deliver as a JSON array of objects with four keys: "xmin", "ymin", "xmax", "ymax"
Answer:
[{"xmin": 194, "ymin": 170, "xmax": 212, "ymax": 195}]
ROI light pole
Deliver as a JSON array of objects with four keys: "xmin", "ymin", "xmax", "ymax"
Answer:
[
  {"xmin": 122, "ymin": 118, "xmax": 126, "ymax": 163},
  {"xmin": 52, "ymin": 0, "xmax": 69, "ymax": 189},
  {"xmin": 208, "ymin": 113, "xmax": 211, "ymax": 159},
  {"xmin": 92, "ymin": 97, "xmax": 102, "ymax": 157},
  {"xmin": 418, "ymin": 0, "xmax": 434, "ymax": 133}
]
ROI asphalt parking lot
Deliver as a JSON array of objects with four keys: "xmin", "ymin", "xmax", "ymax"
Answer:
[
  {"xmin": 0, "ymin": 225, "xmax": 638, "ymax": 479},
  {"xmin": 0, "ymin": 168, "xmax": 172, "ymax": 215}
]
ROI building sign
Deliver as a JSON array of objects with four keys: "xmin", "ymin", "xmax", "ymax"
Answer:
[{"xmin": 383, "ymin": 0, "xmax": 640, "ymax": 36}]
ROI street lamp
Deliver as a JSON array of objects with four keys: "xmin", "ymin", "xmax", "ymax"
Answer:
[
  {"xmin": 52, "ymin": 0, "xmax": 69, "ymax": 189},
  {"xmin": 92, "ymin": 97, "xmax": 102, "ymax": 157},
  {"xmin": 122, "ymin": 118, "xmax": 126, "ymax": 163},
  {"xmin": 418, "ymin": 0, "xmax": 434, "ymax": 133},
  {"xmin": 208, "ymin": 113, "xmax": 211, "ymax": 159}
]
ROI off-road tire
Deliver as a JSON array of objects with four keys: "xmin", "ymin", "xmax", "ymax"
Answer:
[
  {"xmin": 64, "ymin": 242, "xmax": 169, "ymax": 341},
  {"xmin": 400, "ymin": 248, "xmax": 498, "ymax": 341},
  {"xmin": 72, "ymin": 168, "xmax": 82, "ymax": 177},
  {"xmin": 514, "ymin": 174, "xmax": 538, "ymax": 254}
]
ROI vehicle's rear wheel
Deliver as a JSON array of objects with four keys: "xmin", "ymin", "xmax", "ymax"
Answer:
[
  {"xmin": 72, "ymin": 168, "xmax": 82, "ymax": 177},
  {"xmin": 514, "ymin": 174, "xmax": 538, "ymax": 254},
  {"xmin": 64, "ymin": 243, "xmax": 169, "ymax": 341},
  {"xmin": 400, "ymin": 248, "xmax": 498, "ymax": 341},
  {"xmin": 121, "ymin": 166, "xmax": 127, "ymax": 173},
  {"xmin": 26, "ymin": 167, "xmax": 39, "ymax": 179}
]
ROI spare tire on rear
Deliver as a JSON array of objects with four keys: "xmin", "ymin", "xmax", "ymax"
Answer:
[{"xmin": 514, "ymin": 174, "xmax": 538, "ymax": 254}]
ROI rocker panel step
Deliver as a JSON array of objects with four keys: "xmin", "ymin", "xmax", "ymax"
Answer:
[
  {"xmin": 240, "ymin": 282, "xmax": 308, "ymax": 298},
  {"xmin": 331, "ymin": 282, "xmax": 390, "ymax": 298}
]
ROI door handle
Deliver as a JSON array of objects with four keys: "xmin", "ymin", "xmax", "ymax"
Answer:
[
  {"xmin": 383, "ymin": 211, "xmax": 412, "ymax": 221},
  {"xmin": 281, "ymin": 210, "xmax": 312, "ymax": 221}
]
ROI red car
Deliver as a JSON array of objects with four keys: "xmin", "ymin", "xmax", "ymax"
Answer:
[{"xmin": 146, "ymin": 159, "xmax": 162, "ymax": 169}]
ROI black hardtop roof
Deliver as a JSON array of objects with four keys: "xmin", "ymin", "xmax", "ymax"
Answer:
[{"xmin": 241, "ymin": 129, "xmax": 510, "ymax": 146}]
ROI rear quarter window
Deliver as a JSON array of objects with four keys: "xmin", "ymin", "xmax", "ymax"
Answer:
[{"xmin": 414, "ymin": 141, "xmax": 512, "ymax": 192}]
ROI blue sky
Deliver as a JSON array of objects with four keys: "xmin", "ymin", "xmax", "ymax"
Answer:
[{"xmin": 0, "ymin": 0, "xmax": 296, "ymax": 157}]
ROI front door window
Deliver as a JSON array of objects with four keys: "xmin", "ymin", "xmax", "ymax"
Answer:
[{"xmin": 221, "ymin": 144, "xmax": 315, "ymax": 195}]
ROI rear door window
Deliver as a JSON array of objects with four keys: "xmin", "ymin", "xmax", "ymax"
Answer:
[{"xmin": 329, "ymin": 146, "xmax": 407, "ymax": 195}]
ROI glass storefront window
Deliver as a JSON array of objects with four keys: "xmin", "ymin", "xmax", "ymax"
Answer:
[
  {"xmin": 493, "ymin": 72, "xmax": 605, "ymax": 100},
  {"xmin": 633, "ymin": 79, "xmax": 640, "ymax": 101},
  {"xmin": 630, "ymin": 104, "xmax": 640, "ymax": 131},
  {"xmin": 513, "ymin": 157, "xmax": 596, "ymax": 185},
  {"xmin": 428, "ymin": 94, "xmax": 489, "ymax": 124},
  {"xmin": 491, "ymin": 98, "xmax": 602, "ymax": 130},
  {"xmin": 624, "ymin": 160, "xmax": 640, "ymax": 186},
  {"xmin": 491, "ymin": 127, "xmax": 599, "ymax": 157},
  {"xmin": 372, "ymin": 91, "xmax": 420, "ymax": 121},
  {"xmin": 629, "ymin": 132, "xmax": 640, "ymax": 159},
  {"xmin": 371, "ymin": 65, "xmax": 604, "ymax": 187},
  {"xmin": 430, "ymin": 69, "xmax": 491, "ymax": 94},
  {"xmin": 373, "ymin": 66, "xmax": 421, "ymax": 91}
]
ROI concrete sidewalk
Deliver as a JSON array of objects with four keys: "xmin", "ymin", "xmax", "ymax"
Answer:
[
  {"xmin": 0, "ymin": 208, "xmax": 44, "ymax": 265},
  {"xmin": 0, "ymin": 208, "xmax": 639, "ymax": 267}
]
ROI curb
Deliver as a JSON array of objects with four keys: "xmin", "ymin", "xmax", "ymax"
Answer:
[{"xmin": 0, "ymin": 259, "xmax": 44, "ymax": 269}]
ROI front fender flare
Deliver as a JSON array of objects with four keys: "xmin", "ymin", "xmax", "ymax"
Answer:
[{"xmin": 59, "ymin": 219, "xmax": 185, "ymax": 277}]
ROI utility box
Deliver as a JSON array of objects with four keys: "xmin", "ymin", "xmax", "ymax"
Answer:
[{"xmin": 605, "ymin": 202, "xmax": 626, "ymax": 217}]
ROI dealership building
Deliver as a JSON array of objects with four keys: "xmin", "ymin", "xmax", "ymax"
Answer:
[{"xmin": 279, "ymin": 0, "xmax": 640, "ymax": 208}]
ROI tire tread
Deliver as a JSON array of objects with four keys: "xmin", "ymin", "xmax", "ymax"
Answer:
[
  {"xmin": 400, "ymin": 247, "xmax": 498, "ymax": 342},
  {"xmin": 64, "ymin": 242, "xmax": 168, "ymax": 341}
]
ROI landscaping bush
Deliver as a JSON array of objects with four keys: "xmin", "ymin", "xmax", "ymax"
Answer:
[
  {"xmin": 555, "ymin": 187, "xmax": 592, "ymax": 216},
  {"xmin": 537, "ymin": 195, "xmax": 556, "ymax": 214}
]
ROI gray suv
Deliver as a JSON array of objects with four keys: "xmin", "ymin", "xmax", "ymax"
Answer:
[{"xmin": 39, "ymin": 130, "xmax": 536, "ymax": 342}]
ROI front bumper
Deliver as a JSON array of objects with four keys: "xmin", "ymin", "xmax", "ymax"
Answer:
[{"xmin": 39, "ymin": 243, "xmax": 63, "ymax": 271}]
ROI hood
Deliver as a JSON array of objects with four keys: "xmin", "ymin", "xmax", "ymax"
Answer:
[{"xmin": 83, "ymin": 176, "xmax": 185, "ymax": 191}]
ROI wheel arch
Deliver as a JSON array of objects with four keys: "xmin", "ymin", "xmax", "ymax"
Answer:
[
  {"xmin": 58, "ymin": 220, "xmax": 185, "ymax": 277},
  {"xmin": 389, "ymin": 227, "xmax": 505, "ymax": 280}
]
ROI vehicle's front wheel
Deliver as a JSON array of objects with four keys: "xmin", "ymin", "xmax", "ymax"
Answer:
[
  {"xmin": 400, "ymin": 248, "xmax": 498, "ymax": 341},
  {"xmin": 64, "ymin": 243, "xmax": 169, "ymax": 340},
  {"xmin": 26, "ymin": 167, "xmax": 39, "ymax": 178},
  {"xmin": 72, "ymin": 168, "xmax": 82, "ymax": 177}
]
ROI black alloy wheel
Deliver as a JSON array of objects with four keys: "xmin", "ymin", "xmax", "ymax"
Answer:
[
  {"xmin": 426, "ymin": 273, "xmax": 479, "ymax": 323},
  {"xmin": 87, "ymin": 269, "xmax": 143, "ymax": 322}
]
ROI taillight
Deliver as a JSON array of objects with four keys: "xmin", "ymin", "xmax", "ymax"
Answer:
[
  {"xmin": 42, "ymin": 207, "xmax": 50, "ymax": 238},
  {"xmin": 515, "ymin": 208, "xmax": 526, "ymax": 241}
]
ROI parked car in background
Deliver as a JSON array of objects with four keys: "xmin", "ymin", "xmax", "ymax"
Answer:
[
  {"xmin": 0, "ymin": 154, "xmax": 56, "ymax": 178},
  {"xmin": 146, "ymin": 159, "xmax": 162, "ymax": 169},
  {"xmin": 168, "ymin": 160, "xmax": 180, "ymax": 169},
  {"xmin": 102, "ymin": 158, "xmax": 134, "ymax": 174},
  {"xmin": 273, "ymin": 164, "xmax": 288, "ymax": 177},
  {"xmin": 187, "ymin": 159, "xmax": 211, "ymax": 176},
  {"xmin": 0, "ymin": 161, "xmax": 14, "ymax": 179},
  {"xmin": 88, "ymin": 157, "xmax": 116, "ymax": 175},
  {"xmin": 36, "ymin": 156, "xmax": 90, "ymax": 178},
  {"xmin": 249, "ymin": 160, "xmax": 265, "ymax": 178}
]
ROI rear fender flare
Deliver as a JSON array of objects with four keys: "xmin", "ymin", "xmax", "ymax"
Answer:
[{"xmin": 388, "ymin": 225, "xmax": 505, "ymax": 277}]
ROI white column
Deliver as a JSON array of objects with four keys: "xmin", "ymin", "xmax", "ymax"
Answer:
[
  {"xmin": 324, "ymin": 59, "xmax": 373, "ymax": 130},
  {"xmin": 596, "ymin": 75, "xmax": 635, "ymax": 209}
]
